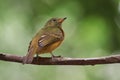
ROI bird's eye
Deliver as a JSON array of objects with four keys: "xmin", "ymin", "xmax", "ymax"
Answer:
[{"xmin": 52, "ymin": 19, "xmax": 56, "ymax": 22}]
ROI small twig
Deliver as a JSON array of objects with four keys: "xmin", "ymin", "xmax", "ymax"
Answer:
[{"xmin": 0, "ymin": 52, "xmax": 120, "ymax": 65}]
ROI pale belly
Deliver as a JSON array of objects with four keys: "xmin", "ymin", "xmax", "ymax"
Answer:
[{"xmin": 36, "ymin": 41, "xmax": 62, "ymax": 54}]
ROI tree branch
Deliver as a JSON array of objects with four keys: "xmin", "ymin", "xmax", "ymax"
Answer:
[{"xmin": 0, "ymin": 52, "xmax": 120, "ymax": 65}]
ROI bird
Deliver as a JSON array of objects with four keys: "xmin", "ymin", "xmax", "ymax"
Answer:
[{"xmin": 23, "ymin": 17, "xmax": 66, "ymax": 64}]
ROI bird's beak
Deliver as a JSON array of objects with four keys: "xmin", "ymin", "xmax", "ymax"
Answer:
[{"xmin": 58, "ymin": 17, "xmax": 67, "ymax": 23}]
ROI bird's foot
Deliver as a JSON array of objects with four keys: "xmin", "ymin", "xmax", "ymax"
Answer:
[{"xmin": 51, "ymin": 55, "xmax": 62, "ymax": 62}]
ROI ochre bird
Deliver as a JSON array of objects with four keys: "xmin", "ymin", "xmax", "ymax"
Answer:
[{"xmin": 23, "ymin": 17, "xmax": 66, "ymax": 64}]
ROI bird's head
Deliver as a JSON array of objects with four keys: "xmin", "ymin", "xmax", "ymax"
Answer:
[{"xmin": 45, "ymin": 17, "xmax": 67, "ymax": 27}]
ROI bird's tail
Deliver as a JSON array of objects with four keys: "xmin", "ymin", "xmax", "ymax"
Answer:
[{"xmin": 22, "ymin": 47, "xmax": 35, "ymax": 64}]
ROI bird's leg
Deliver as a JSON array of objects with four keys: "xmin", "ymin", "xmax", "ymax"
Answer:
[
  {"xmin": 36, "ymin": 54, "xmax": 40, "ymax": 61},
  {"xmin": 36, "ymin": 54, "xmax": 39, "ymax": 58},
  {"xmin": 51, "ymin": 52, "xmax": 56, "ymax": 62},
  {"xmin": 50, "ymin": 52, "xmax": 61, "ymax": 58},
  {"xmin": 51, "ymin": 52, "xmax": 55, "ymax": 57}
]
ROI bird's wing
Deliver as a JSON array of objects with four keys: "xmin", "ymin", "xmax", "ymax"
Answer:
[{"xmin": 38, "ymin": 34, "xmax": 63, "ymax": 47}]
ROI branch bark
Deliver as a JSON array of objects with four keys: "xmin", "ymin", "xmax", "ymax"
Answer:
[{"xmin": 0, "ymin": 52, "xmax": 120, "ymax": 65}]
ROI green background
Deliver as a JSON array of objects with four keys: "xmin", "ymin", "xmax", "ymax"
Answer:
[{"xmin": 0, "ymin": 0, "xmax": 120, "ymax": 80}]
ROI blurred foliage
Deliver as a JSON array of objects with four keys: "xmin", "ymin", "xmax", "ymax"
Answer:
[{"xmin": 0, "ymin": 0, "xmax": 120, "ymax": 80}]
